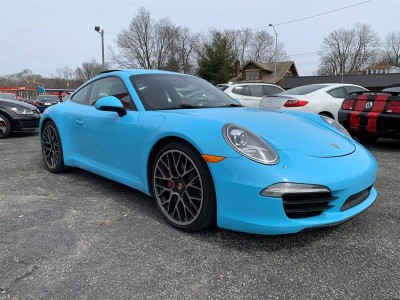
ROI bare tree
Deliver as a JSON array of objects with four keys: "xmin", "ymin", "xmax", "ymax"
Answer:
[
  {"xmin": 112, "ymin": 7, "xmax": 154, "ymax": 69},
  {"xmin": 74, "ymin": 59, "xmax": 105, "ymax": 82},
  {"xmin": 55, "ymin": 66, "xmax": 75, "ymax": 88},
  {"xmin": 318, "ymin": 23, "xmax": 380, "ymax": 75},
  {"xmin": 383, "ymin": 31, "xmax": 400, "ymax": 66},
  {"xmin": 154, "ymin": 18, "xmax": 178, "ymax": 69}
]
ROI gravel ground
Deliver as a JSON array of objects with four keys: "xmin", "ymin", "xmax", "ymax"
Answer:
[{"xmin": 0, "ymin": 132, "xmax": 399, "ymax": 300}]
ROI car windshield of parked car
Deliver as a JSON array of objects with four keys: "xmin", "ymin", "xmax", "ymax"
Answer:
[
  {"xmin": 37, "ymin": 95, "xmax": 59, "ymax": 101},
  {"xmin": 130, "ymin": 74, "xmax": 241, "ymax": 110},
  {"xmin": 280, "ymin": 85, "xmax": 330, "ymax": 95},
  {"xmin": 0, "ymin": 94, "xmax": 16, "ymax": 100}
]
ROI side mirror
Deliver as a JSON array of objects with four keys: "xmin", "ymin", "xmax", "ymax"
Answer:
[{"xmin": 95, "ymin": 96, "xmax": 127, "ymax": 117}]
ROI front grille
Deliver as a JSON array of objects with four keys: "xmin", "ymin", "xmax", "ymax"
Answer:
[
  {"xmin": 283, "ymin": 192, "xmax": 335, "ymax": 219},
  {"xmin": 340, "ymin": 187, "xmax": 371, "ymax": 211},
  {"xmin": 20, "ymin": 119, "xmax": 39, "ymax": 129}
]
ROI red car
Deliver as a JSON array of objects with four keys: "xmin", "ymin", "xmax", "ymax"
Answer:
[{"xmin": 338, "ymin": 87, "xmax": 400, "ymax": 142}]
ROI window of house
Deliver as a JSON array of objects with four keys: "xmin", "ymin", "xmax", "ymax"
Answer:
[
  {"xmin": 71, "ymin": 83, "xmax": 92, "ymax": 105},
  {"xmin": 245, "ymin": 70, "xmax": 259, "ymax": 81}
]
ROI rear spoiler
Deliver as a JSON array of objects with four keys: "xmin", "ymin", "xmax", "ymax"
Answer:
[{"xmin": 348, "ymin": 91, "xmax": 400, "ymax": 96}]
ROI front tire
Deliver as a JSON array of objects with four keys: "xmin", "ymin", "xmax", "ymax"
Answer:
[
  {"xmin": 0, "ymin": 113, "xmax": 12, "ymax": 139},
  {"xmin": 152, "ymin": 142, "xmax": 216, "ymax": 232},
  {"xmin": 41, "ymin": 121, "xmax": 66, "ymax": 173}
]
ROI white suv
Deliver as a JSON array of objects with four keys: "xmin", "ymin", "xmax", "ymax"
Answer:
[{"xmin": 220, "ymin": 83, "xmax": 284, "ymax": 107}]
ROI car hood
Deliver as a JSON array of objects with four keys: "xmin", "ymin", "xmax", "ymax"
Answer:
[
  {"xmin": 0, "ymin": 98, "xmax": 37, "ymax": 110},
  {"xmin": 162, "ymin": 107, "xmax": 355, "ymax": 158}
]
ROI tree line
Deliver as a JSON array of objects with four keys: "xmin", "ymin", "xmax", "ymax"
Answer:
[{"xmin": 1, "ymin": 8, "xmax": 399, "ymax": 89}]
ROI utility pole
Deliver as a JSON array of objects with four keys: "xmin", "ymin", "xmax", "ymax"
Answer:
[
  {"xmin": 269, "ymin": 24, "xmax": 278, "ymax": 84},
  {"xmin": 94, "ymin": 26, "xmax": 105, "ymax": 69}
]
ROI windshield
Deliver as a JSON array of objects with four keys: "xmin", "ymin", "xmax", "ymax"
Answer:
[
  {"xmin": 130, "ymin": 74, "xmax": 240, "ymax": 110},
  {"xmin": 0, "ymin": 94, "xmax": 17, "ymax": 100},
  {"xmin": 281, "ymin": 84, "xmax": 330, "ymax": 95},
  {"xmin": 37, "ymin": 95, "xmax": 59, "ymax": 101}
]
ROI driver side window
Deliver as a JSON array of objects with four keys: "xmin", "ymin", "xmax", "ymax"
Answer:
[{"xmin": 89, "ymin": 77, "xmax": 135, "ymax": 110}]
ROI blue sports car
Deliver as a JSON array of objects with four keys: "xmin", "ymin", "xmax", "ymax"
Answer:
[{"xmin": 39, "ymin": 70, "xmax": 378, "ymax": 235}]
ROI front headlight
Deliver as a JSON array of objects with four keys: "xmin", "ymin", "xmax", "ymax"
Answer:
[
  {"xmin": 10, "ymin": 107, "xmax": 34, "ymax": 115},
  {"xmin": 223, "ymin": 124, "xmax": 279, "ymax": 164},
  {"xmin": 321, "ymin": 115, "xmax": 351, "ymax": 137}
]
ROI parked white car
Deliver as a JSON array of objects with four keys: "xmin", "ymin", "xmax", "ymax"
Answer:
[
  {"xmin": 259, "ymin": 83, "xmax": 368, "ymax": 120},
  {"xmin": 221, "ymin": 83, "xmax": 284, "ymax": 107}
]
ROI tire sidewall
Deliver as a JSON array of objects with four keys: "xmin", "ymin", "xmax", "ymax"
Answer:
[
  {"xmin": 0, "ymin": 113, "xmax": 12, "ymax": 139},
  {"xmin": 41, "ymin": 120, "xmax": 65, "ymax": 173},
  {"xmin": 151, "ymin": 142, "xmax": 216, "ymax": 232}
]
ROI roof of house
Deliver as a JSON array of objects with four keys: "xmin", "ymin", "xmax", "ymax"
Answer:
[
  {"xmin": 230, "ymin": 60, "xmax": 298, "ymax": 84},
  {"xmin": 281, "ymin": 73, "xmax": 400, "ymax": 90},
  {"xmin": 366, "ymin": 60, "xmax": 392, "ymax": 70}
]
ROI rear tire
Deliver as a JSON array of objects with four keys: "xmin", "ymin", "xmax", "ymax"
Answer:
[
  {"xmin": 41, "ymin": 121, "xmax": 66, "ymax": 173},
  {"xmin": 0, "ymin": 113, "xmax": 12, "ymax": 139},
  {"xmin": 151, "ymin": 142, "xmax": 216, "ymax": 232}
]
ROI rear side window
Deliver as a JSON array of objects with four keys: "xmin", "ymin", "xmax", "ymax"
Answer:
[
  {"xmin": 345, "ymin": 86, "xmax": 367, "ymax": 94},
  {"xmin": 232, "ymin": 86, "xmax": 244, "ymax": 95},
  {"xmin": 71, "ymin": 84, "xmax": 92, "ymax": 105},
  {"xmin": 327, "ymin": 87, "xmax": 347, "ymax": 98},
  {"xmin": 263, "ymin": 86, "xmax": 283, "ymax": 96},
  {"xmin": 282, "ymin": 85, "xmax": 329, "ymax": 95}
]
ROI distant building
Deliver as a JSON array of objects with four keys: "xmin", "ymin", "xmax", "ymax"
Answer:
[
  {"xmin": 229, "ymin": 60, "xmax": 299, "ymax": 86},
  {"xmin": 350, "ymin": 60, "xmax": 400, "ymax": 75}
]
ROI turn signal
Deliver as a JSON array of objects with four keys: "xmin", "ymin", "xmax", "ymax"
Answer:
[{"xmin": 202, "ymin": 154, "xmax": 225, "ymax": 163}]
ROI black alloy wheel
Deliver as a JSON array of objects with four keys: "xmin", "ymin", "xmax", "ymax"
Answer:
[
  {"xmin": 0, "ymin": 113, "xmax": 12, "ymax": 139},
  {"xmin": 152, "ymin": 142, "xmax": 216, "ymax": 232},
  {"xmin": 41, "ymin": 121, "xmax": 66, "ymax": 173}
]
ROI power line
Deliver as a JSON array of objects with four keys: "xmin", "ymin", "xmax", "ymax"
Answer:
[{"xmin": 252, "ymin": 0, "xmax": 372, "ymax": 30}]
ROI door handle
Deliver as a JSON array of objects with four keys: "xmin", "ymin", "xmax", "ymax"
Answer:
[{"xmin": 75, "ymin": 119, "xmax": 84, "ymax": 126}]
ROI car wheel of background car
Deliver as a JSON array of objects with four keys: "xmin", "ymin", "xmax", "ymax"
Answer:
[
  {"xmin": 0, "ymin": 113, "xmax": 12, "ymax": 139},
  {"xmin": 152, "ymin": 142, "xmax": 216, "ymax": 232},
  {"xmin": 41, "ymin": 121, "xmax": 66, "ymax": 173},
  {"xmin": 357, "ymin": 133, "xmax": 378, "ymax": 144}
]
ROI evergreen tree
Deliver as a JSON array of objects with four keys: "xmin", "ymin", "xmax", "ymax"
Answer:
[{"xmin": 197, "ymin": 31, "xmax": 236, "ymax": 85}]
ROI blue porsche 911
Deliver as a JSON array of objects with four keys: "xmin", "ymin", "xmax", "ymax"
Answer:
[{"xmin": 39, "ymin": 70, "xmax": 378, "ymax": 235}]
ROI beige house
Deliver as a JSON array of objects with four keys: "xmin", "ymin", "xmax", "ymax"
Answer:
[
  {"xmin": 350, "ymin": 60, "xmax": 400, "ymax": 75},
  {"xmin": 229, "ymin": 60, "xmax": 299, "ymax": 87}
]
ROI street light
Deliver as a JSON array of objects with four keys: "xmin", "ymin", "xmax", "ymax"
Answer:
[
  {"xmin": 269, "ymin": 24, "xmax": 278, "ymax": 84},
  {"xmin": 94, "ymin": 26, "xmax": 105, "ymax": 69}
]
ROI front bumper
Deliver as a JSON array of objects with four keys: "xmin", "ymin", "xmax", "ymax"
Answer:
[
  {"xmin": 11, "ymin": 114, "xmax": 41, "ymax": 131},
  {"xmin": 209, "ymin": 143, "xmax": 378, "ymax": 235}
]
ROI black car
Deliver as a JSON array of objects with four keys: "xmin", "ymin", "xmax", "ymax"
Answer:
[
  {"xmin": 33, "ymin": 95, "xmax": 60, "ymax": 112},
  {"xmin": 0, "ymin": 97, "xmax": 41, "ymax": 139}
]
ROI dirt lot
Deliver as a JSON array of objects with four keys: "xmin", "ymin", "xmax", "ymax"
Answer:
[{"xmin": 1, "ymin": 132, "xmax": 399, "ymax": 300}]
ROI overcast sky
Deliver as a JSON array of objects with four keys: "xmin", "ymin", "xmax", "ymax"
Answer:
[{"xmin": 0, "ymin": 0, "xmax": 399, "ymax": 77}]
